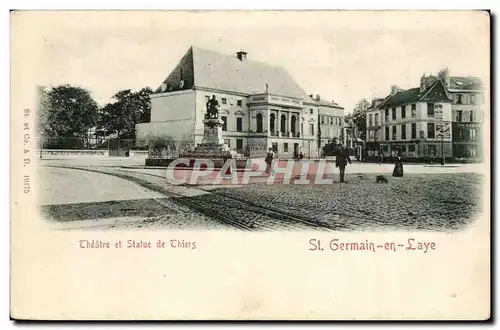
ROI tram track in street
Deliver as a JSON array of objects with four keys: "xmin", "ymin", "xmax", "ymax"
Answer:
[
  {"xmin": 114, "ymin": 168, "xmax": 344, "ymax": 231},
  {"xmin": 44, "ymin": 165, "xmax": 255, "ymax": 231},
  {"xmin": 43, "ymin": 165, "xmax": 338, "ymax": 230}
]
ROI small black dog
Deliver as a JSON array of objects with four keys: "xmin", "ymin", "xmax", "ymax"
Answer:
[{"xmin": 376, "ymin": 175, "xmax": 388, "ymax": 184}]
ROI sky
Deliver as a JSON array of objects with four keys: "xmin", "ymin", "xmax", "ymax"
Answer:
[{"xmin": 15, "ymin": 11, "xmax": 490, "ymax": 113}]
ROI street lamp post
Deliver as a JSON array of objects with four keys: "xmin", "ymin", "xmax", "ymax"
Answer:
[{"xmin": 440, "ymin": 133, "xmax": 445, "ymax": 165}]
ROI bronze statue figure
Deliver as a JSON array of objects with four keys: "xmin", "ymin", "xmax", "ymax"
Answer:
[{"xmin": 205, "ymin": 95, "xmax": 219, "ymax": 119}]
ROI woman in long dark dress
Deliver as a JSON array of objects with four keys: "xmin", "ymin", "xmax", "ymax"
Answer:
[{"xmin": 392, "ymin": 154, "xmax": 404, "ymax": 177}]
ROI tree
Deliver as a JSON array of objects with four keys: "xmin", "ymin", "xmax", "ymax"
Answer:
[
  {"xmin": 351, "ymin": 98, "xmax": 370, "ymax": 140},
  {"xmin": 38, "ymin": 85, "xmax": 99, "ymax": 137},
  {"xmin": 322, "ymin": 137, "xmax": 340, "ymax": 156},
  {"xmin": 100, "ymin": 87, "xmax": 152, "ymax": 139}
]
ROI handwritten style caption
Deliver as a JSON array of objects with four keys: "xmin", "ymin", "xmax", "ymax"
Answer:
[
  {"xmin": 79, "ymin": 239, "xmax": 197, "ymax": 250},
  {"xmin": 309, "ymin": 238, "xmax": 436, "ymax": 253}
]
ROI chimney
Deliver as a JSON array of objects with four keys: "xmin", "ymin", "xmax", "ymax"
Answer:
[
  {"xmin": 421, "ymin": 73, "xmax": 438, "ymax": 92},
  {"xmin": 438, "ymin": 68, "xmax": 450, "ymax": 87},
  {"xmin": 420, "ymin": 73, "xmax": 427, "ymax": 92},
  {"xmin": 390, "ymin": 85, "xmax": 399, "ymax": 96},
  {"xmin": 315, "ymin": 94, "xmax": 321, "ymax": 101},
  {"xmin": 236, "ymin": 50, "xmax": 247, "ymax": 61}
]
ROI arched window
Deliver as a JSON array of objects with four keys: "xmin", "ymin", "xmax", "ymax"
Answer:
[
  {"xmin": 291, "ymin": 115, "xmax": 297, "ymax": 135},
  {"xmin": 256, "ymin": 113, "xmax": 263, "ymax": 133},
  {"xmin": 270, "ymin": 113, "xmax": 275, "ymax": 133},
  {"xmin": 280, "ymin": 114, "xmax": 286, "ymax": 134}
]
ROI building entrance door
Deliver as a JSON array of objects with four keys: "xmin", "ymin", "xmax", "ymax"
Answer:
[
  {"xmin": 294, "ymin": 143, "xmax": 299, "ymax": 158},
  {"xmin": 272, "ymin": 142, "xmax": 278, "ymax": 153}
]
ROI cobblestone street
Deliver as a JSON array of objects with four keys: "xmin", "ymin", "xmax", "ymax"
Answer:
[
  {"xmin": 210, "ymin": 172, "xmax": 484, "ymax": 231},
  {"xmin": 37, "ymin": 157, "xmax": 485, "ymax": 231}
]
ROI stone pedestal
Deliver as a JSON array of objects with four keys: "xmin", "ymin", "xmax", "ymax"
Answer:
[
  {"xmin": 201, "ymin": 118, "xmax": 225, "ymax": 145},
  {"xmin": 180, "ymin": 117, "xmax": 231, "ymax": 158}
]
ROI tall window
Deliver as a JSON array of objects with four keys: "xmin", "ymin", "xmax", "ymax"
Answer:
[
  {"xmin": 392, "ymin": 126, "xmax": 397, "ymax": 140},
  {"xmin": 270, "ymin": 113, "xmax": 275, "ymax": 132},
  {"xmin": 457, "ymin": 94, "xmax": 464, "ymax": 104},
  {"xmin": 392, "ymin": 108, "xmax": 396, "ymax": 120},
  {"xmin": 375, "ymin": 113, "xmax": 379, "ymax": 125},
  {"xmin": 237, "ymin": 117, "xmax": 243, "ymax": 132},
  {"xmin": 427, "ymin": 103, "xmax": 435, "ymax": 117},
  {"xmin": 369, "ymin": 114, "xmax": 373, "ymax": 126},
  {"xmin": 280, "ymin": 115, "xmax": 286, "ymax": 134},
  {"xmin": 310, "ymin": 124, "xmax": 314, "ymax": 136},
  {"xmin": 470, "ymin": 111, "xmax": 474, "ymax": 122},
  {"xmin": 401, "ymin": 106, "xmax": 406, "ymax": 119},
  {"xmin": 221, "ymin": 116, "xmax": 227, "ymax": 131},
  {"xmin": 330, "ymin": 117, "xmax": 333, "ymax": 125},
  {"xmin": 385, "ymin": 127, "xmax": 390, "ymax": 141},
  {"xmin": 470, "ymin": 128, "xmax": 476, "ymax": 140},
  {"xmin": 401, "ymin": 124, "xmax": 406, "ymax": 140},
  {"xmin": 301, "ymin": 123, "xmax": 304, "ymax": 135},
  {"xmin": 428, "ymin": 145, "xmax": 437, "ymax": 156},
  {"xmin": 291, "ymin": 115, "xmax": 297, "ymax": 135},
  {"xmin": 284, "ymin": 143, "xmax": 288, "ymax": 153},
  {"xmin": 456, "ymin": 110, "xmax": 463, "ymax": 123},
  {"xmin": 427, "ymin": 123, "xmax": 435, "ymax": 138},
  {"xmin": 385, "ymin": 109, "xmax": 389, "ymax": 122},
  {"xmin": 256, "ymin": 113, "xmax": 263, "ymax": 132},
  {"xmin": 237, "ymin": 100, "xmax": 242, "ymax": 106},
  {"xmin": 411, "ymin": 123, "xmax": 417, "ymax": 139},
  {"xmin": 236, "ymin": 139, "xmax": 243, "ymax": 151},
  {"xmin": 222, "ymin": 98, "xmax": 227, "ymax": 104},
  {"xmin": 310, "ymin": 109, "xmax": 314, "ymax": 114},
  {"xmin": 411, "ymin": 104, "xmax": 417, "ymax": 118},
  {"xmin": 320, "ymin": 116, "xmax": 324, "ymax": 124}
]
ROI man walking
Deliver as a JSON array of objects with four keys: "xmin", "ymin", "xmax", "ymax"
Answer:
[{"xmin": 335, "ymin": 144, "xmax": 351, "ymax": 183}]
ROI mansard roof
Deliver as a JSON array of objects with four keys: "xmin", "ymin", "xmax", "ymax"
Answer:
[
  {"xmin": 154, "ymin": 46, "xmax": 311, "ymax": 99},
  {"xmin": 449, "ymin": 76, "xmax": 483, "ymax": 90},
  {"xmin": 378, "ymin": 80, "xmax": 452, "ymax": 109}
]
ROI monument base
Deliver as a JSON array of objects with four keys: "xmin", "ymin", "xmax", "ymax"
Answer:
[{"xmin": 180, "ymin": 117, "xmax": 232, "ymax": 158}]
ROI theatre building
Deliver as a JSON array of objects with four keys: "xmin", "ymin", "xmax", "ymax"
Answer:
[{"xmin": 135, "ymin": 46, "xmax": 344, "ymax": 158}]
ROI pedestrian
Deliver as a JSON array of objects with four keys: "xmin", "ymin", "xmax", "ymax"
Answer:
[
  {"xmin": 335, "ymin": 144, "xmax": 351, "ymax": 183},
  {"xmin": 265, "ymin": 147, "xmax": 275, "ymax": 176},
  {"xmin": 223, "ymin": 155, "xmax": 233, "ymax": 178},
  {"xmin": 392, "ymin": 154, "xmax": 404, "ymax": 177},
  {"xmin": 299, "ymin": 151, "xmax": 304, "ymax": 160}
]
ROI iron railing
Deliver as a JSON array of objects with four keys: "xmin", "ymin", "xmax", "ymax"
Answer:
[{"xmin": 147, "ymin": 141, "xmax": 269, "ymax": 159}]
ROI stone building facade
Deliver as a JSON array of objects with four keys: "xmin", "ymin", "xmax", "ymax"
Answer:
[
  {"xmin": 365, "ymin": 69, "xmax": 484, "ymax": 161},
  {"xmin": 136, "ymin": 46, "xmax": 344, "ymax": 158}
]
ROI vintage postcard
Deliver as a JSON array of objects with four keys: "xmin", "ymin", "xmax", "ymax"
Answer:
[{"xmin": 10, "ymin": 10, "xmax": 490, "ymax": 320}]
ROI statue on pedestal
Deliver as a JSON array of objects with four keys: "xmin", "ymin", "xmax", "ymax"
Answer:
[{"xmin": 205, "ymin": 95, "xmax": 219, "ymax": 119}]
